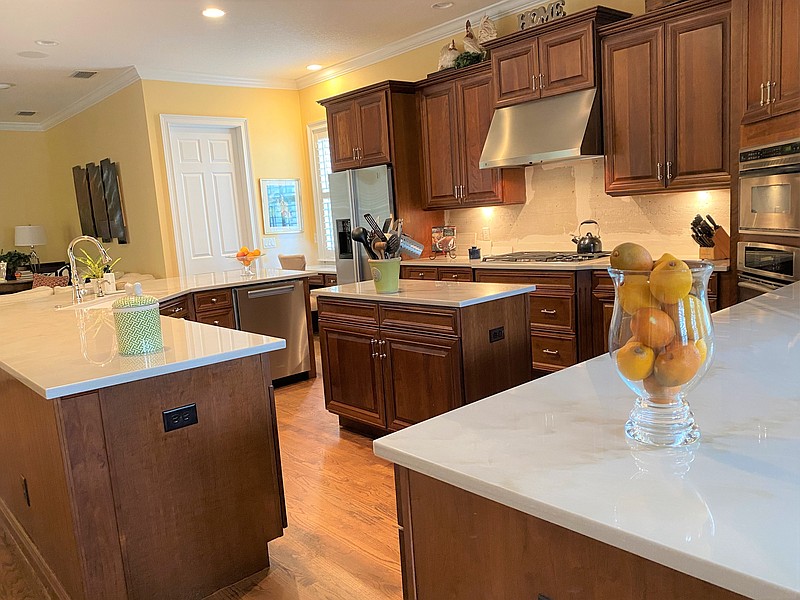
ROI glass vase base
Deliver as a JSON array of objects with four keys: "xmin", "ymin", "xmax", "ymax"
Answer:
[{"xmin": 625, "ymin": 397, "xmax": 701, "ymax": 447}]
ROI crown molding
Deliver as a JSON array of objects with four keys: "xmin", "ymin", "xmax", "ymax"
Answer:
[
  {"xmin": 0, "ymin": 121, "xmax": 45, "ymax": 132},
  {"xmin": 136, "ymin": 68, "xmax": 298, "ymax": 91},
  {"xmin": 38, "ymin": 67, "xmax": 142, "ymax": 131},
  {"xmin": 295, "ymin": 0, "xmax": 544, "ymax": 89}
]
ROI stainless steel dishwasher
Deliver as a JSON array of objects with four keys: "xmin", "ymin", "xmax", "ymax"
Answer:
[{"xmin": 233, "ymin": 280, "xmax": 311, "ymax": 380}]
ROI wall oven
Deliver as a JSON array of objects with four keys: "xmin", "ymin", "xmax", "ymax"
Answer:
[
  {"xmin": 737, "ymin": 241, "xmax": 800, "ymax": 301},
  {"xmin": 739, "ymin": 139, "xmax": 800, "ymax": 237}
]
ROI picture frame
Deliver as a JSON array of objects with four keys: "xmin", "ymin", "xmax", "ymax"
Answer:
[{"xmin": 260, "ymin": 178, "xmax": 303, "ymax": 234}]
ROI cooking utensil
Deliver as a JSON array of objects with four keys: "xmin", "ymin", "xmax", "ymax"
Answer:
[
  {"xmin": 385, "ymin": 233, "xmax": 401, "ymax": 258},
  {"xmin": 398, "ymin": 235, "xmax": 424, "ymax": 258},
  {"xmin": 706, "ymin": 214, "xmax": 720, "ymax": 229},
  {"xmin": 364, "ymin": 213, "xmax": 388, "ymax": 242},
  {"xmin": 382, "ymin": 217, "xmax": 392, "ymax": 234},
  {"xmin": 351, "ymin": 227, "xmax": 379, "ymax": 260},
  {"xmin": 372, "ymin": 238, "xmax": 387, "ymax": 260},
  {"xmin": 570, "ymin": 219, "xmax": 603, "ymax": 254}
]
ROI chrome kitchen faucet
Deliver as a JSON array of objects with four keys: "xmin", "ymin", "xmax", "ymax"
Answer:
[{"xmin": 67, "ymin": 235, "xmax": 113, "ymax": 304}]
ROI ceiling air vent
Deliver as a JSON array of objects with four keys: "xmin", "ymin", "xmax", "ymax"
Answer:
[
  {"xmin": 16, "ymin": 110, "xmax": 36, "ymax": 116},
  {"xmin": 70, "ymin": 70, "xmax": 98, "ymax": 79}
]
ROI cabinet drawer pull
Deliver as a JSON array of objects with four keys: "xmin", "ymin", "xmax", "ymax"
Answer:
[
  {"xmin": 540, "ymin": 308, "xmax": 557, "ymax": 315},
  {"xmin": 769, "ymin": 81, "xmax": 776, "ymax": 104},
  {"xmin": 353, "ymin": 148, "xmax": 357, "ymax": 161},
  {"xmin": 532, "ymin": 75, "xmax": 537, "ymax": 91},
  {"xmin": 657, "ymin": 162, "xmax": 663, "ymax": 181},
  {"xmin": 370, "ymin": 338, "xmax": 378, "ymax": 358},
  {"xmin": 542, "ymin": 348, "xmax": 559, "ymax": 356},
  {"xmin": 172, "ymin": 307, "xmax": 182, "ymax": 313},
  {"xmin": 760, "ymin": 82, "xmax": 766, "ymax": 106},
  {"xmin": 210, "ymin": 297, "xmax": 217, "ymax": 304},
  {"xmin": 539, "ymin": 73, "xmax": 544, "ymax": 89},
  {"xmin": 419, "ymin": 272, "xmax": 425, "ymax": 277},
  {"xmin": 212, "ymin": 320, "xmax": 220, "ymax": 326},
  {"xmin": 666, "ymin": 161, "xmax": 673, "ymax": 181},
  {"xmin": 451, "ymin": 274, "xmax": 459, "ymax": 279}
]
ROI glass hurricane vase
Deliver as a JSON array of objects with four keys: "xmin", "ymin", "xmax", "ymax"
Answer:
[{"xmin": 608, "ymin": 261, "xmax": 715, "ymax": 447}]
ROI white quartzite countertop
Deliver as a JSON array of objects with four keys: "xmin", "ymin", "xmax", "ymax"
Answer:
[
  {"xmin": 374, "ymin": 282, "xmax": 800, "ymax": 599},
  {"xmin": 0, "ymin": 268, "xmax": 313, "ymax": 399},
  {"xmin": 402, "ymin": 255, "xmax": 731, "ymax": 271},
  {"xmin": 312, "ymin": 279, "xmax": 536, "ymax": 308}
]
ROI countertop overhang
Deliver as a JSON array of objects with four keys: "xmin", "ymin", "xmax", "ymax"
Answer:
[
  {"xmin": 374, "ymin": 282, "xmax": 800, "ymax": 599},
  {"xmin": 0, "ymin": 268, "xmax": 312, "ymax": 399},
  {"xmin": 401, "ymin": 256, "xmax": 731, "ymax": 272},
  {"xmin": 312, "ymin": 279, "xmax": 537, "ymax": 308}
]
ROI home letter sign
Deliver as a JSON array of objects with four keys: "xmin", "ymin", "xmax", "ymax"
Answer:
[{"xmin": 518, "ymin": 0, "xmax": 566, "ymax": 29}]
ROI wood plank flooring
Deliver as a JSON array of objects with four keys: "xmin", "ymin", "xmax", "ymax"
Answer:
[{"xmin": 0, "ymin": 343, "xmax": 402, "ymax": 600}]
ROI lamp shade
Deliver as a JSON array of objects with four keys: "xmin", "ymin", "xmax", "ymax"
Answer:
[{"xmin": 15, "ymin": 225, "xmax": 47, "ymax": 247}]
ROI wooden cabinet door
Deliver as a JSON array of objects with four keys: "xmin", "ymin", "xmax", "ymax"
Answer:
[
  {"xmin": 742, "ymin": 0, "xmax": 774, "ymax": 123},
  {"xmin": 326, "ymin": 100, "xmax": 359, "ymax": 171},
  {"xmin": 492, "ymin": 41, "xmax": 540, "ymax": 107},
  {"xmin": 456, "ymin": 72, "xmax": 502, "ymax": 205},
  {"xmin": 602, "ymin": 25, "xmax": 666, "ymax": 195},
  {"xmin": 419, "ymin": 82, "xmax": 461, "ymax": 208},
  {"xmin": 591, "ymin": 272, "xmax": 615, "ymax": 357},
  {"xmin": 665, "ymin": 7, "xmax": 730, "ymax": 191},
  {"xmin": 538, "ymin": 21, "xmax": 595, "ymax": 97},
  {"xmin": 381, "ymin": 331, "xmax": 463, "ymax": 431},
  {"xmin": 319, "ymin": 323, "xmax": 386, "ymax": 428},
  {"xmin": 771, "ymin": 0, "xmax": 800, "ymax": 117},
  {"xmin": 354, "ymin": 91, "xmax": 391, "ymax": 167}
]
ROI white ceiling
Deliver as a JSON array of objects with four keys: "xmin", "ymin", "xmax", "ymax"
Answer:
[{"xmin": 0, "ymin": 0, "xmax": 533, "ymax": 129}]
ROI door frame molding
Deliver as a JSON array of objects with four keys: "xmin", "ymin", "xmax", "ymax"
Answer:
[{"xmin": 160, "ymin": 114, "xmax": 259, "ymax": 277}]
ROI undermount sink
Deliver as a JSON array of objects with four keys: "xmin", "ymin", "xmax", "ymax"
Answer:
[{"xmin": 55, "ymin": 291, "xmax": 126, "ymax": 311}]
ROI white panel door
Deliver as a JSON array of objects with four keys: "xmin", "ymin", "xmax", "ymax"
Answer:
[{"xmin": 170, "ymin": 126, "xmax": 253, "ymax": 276}]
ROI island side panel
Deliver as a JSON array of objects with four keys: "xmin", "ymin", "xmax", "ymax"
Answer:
[
  {"xmin": 0, "ymin": 370, "xmax": 85, "ymax": 600},
  {"xmin": 99, "ymin": 355, "xmax": 284, "ymax": 600},
  {"xmin": 460, "ymin": 294, "xmax": 532, "ymax": 402},
  {"xmin": 396, "ymin": 467, "xmax": 748, "ymax": 600},
  {"xmin": 55, "ymin": 392, "xmax": 128, "ymax": 599}
]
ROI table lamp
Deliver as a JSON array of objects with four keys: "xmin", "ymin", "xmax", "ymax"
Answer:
[{"xmin": 15, "ymin": 225, "xmax": 47, "ymax": 272}]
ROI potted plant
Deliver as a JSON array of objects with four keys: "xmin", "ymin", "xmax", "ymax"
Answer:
[
  {"xmin": 0, "ymin": 249, "xmax": 31, "ymax": 281},
  {"xmin": 74, "ymin": 249, "xmax": 121, "ymax": 292}
]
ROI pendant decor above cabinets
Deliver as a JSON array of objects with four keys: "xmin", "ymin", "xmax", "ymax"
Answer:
[
  {"xmin": 72, "ymin": 158, "xmax": 127, "ymax": 243},
  {"xmin": 600, "ymin": 0, "xmax": 732, "ymax": 196}
]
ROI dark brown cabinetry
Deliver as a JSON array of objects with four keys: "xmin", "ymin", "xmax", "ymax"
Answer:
[
  {"xmin": 743, "ymin": 0, "xmax": 800, "ymax": 123},
  {"xmin": 317, "ymin": 294, "xmax": 530, "ymax": 434},
  {"xmin": 602, "ymin": 1, "xmax": 731, "ymax": 195},
  {"xmin": 323, "ymin": 90, "xmax": 390, "ymax": 171},
  {"xmin": 418, "ymin": 64, "xmax": 525, "ymax": 210},
  {"xmin": 159, "ymin": 295, "xmax": 194, "ymax": 320},
  {"xmin": 192, "ymin": 288, "xmax": 236, "ymax": 329},
  {"xmin": 400, "ymin": 265, "xmax": 473, "ymax": 281}
]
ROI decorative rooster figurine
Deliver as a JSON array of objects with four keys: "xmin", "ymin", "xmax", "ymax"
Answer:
[
  {"xmin": 438, "ymin": 39, "xmax": 459, "ymax": 70},
  {"xmin": 463, "ymin": 20, "xmax": 485, "ymax": 55},
  {"xmin": 476, "ymin": 15, "xmax": 498, "ymax": 44}
]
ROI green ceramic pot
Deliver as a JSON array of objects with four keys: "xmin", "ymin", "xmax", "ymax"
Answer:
[
  {"xmin": 368, "ymin": 258, "xmax": 401, "ymax": 294},
  {"xmin": 112, "ymin": 285, "xmax": 163, "ymax": 355}
]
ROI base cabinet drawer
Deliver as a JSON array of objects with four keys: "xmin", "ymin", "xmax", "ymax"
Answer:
[
  {"xmin": 530, "ymin": 294, "xmax": 574, "ymax": 331},
  {"xmin": 438, "ymin": 268, "xmax": 473, "ymax": 282},
  {"xmin": 195, "ymin": 308, "xmax": 236, "ymax": 329},
  {"xmin": 159, "ymin": 295, "xmax": 194, "ymax": 320},
  {"xmin": 400, "ymin": 266, "xmax": 438, "ymax": 280},
  {"xmin": 193, "ymin": 289, "xmax": 233, "ymax": 313},
  {"xmin": 532, "ymin": 333, "xmax": 577, "ymax": 371}
]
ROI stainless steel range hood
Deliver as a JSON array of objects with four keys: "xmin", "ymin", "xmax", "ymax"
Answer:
[{"xmin": 479, "ymin": 88, "xmax": 603, "ymax": 169}]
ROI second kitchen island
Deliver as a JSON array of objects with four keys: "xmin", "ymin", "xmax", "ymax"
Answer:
[{"xmin": 313, "ymin": 280, "xmax": 535, "ymax": 434}]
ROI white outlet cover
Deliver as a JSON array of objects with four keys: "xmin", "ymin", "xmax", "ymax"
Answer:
[
  {"xmin": 263, "ymin": 236, "xmax": 277, "ymax": 248},
  {"xmin": 481, "ymin": 227, "xmax": 491, "ymax": 241}
]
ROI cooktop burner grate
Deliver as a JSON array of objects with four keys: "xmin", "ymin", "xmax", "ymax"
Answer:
[{"xmin": 482, "ymin": 251, "xmax": 610, "ymax": 263}]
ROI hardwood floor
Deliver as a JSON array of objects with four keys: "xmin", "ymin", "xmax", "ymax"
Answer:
[{"xmin": 0, "ymin": 343, "xmax": 402, "ymax": 600}]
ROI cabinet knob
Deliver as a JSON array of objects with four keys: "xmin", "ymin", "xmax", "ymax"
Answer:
[
  {"xmin": 212, "ymin": 320, "xmax": 220, "ymax": 326},
  {"xmin": 210, "ymin": 297, "xmax": 217, "ymax": 303},
  {"xmin": 542, "ymin": 348, "xmax": 559, "ymax": 356},
  {"xmin": 540, "ymin": 308, "xmax": 557, "ymax": 315}
]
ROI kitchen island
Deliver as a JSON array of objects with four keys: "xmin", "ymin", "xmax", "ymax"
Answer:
[
  {"xmin": 0, "ymin": 287, "xmax": 290, "ymax": 599},
  {"xmin": 375, "ymin": 282, "xmax": 800, "ymax": 599},
  {"xmin": 313, "ymin": 280, "xmax": 535, "ymax": 435}
]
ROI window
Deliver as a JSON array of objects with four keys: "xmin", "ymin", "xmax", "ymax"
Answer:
[{"xmin": 308, "ymin": 122, "xmax": 335, "ymax": 261}]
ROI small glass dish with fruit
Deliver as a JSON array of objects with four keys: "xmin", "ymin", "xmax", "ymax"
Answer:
[
  {"xmin": 608, "ymin": 243, "xmax": 715, "ymax": 447},
  {"xmin": 234, "ymin": 246, "xmax": 262, "ymax": 277}
]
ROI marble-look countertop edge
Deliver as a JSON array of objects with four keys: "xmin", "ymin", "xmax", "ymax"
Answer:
[
  {"xmin": 312, "ymin": 282, "xmax": 538, "ymax": 308},
  {"xmin": 372, "ymin": 442, "xmax": 790, "ymax": 600},
  {"xmin": 145, "ymin": 270, "xmax": 312, "ymax": 304},
  {"xmin": 401, "ymin": 258, "xmax": 731, "ymax": 272}
]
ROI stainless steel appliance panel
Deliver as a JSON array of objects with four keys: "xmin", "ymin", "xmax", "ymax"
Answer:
[
  {"xmin": 330, "ymin": 171, "xmax": 357, "ymax": 284},
  {"xmin": 233, "ymin": 280, "xmax": 311, "ymax": 380},
  {"xmin": 737, "ymin": 241, "xmax": 799, "ymax": 283}
]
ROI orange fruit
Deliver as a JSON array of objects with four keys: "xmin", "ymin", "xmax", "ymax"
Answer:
[
  {"xmin": 618, "ymin": 274, "xmax": 660, "ymax": 315},
  {"xmin": 664, "ymin": 294, "xmax": 709, "ymax": 341},
  {"xmin": 239, "ymin": 246, "xmax": 249, "ymax": 254},
  {"xmin": 630, "ymin": 307, "xmax": 676, "ymax": 349},
  {"xmin": 252, "ymin": 248, "xmax": 262, "ymax": 257},
  {"xmin": 242, "ymin": 259, "xmax": 252, "ymax": 267},
  {"xmin": 610, "ymin": 242, "xmax": 653, "ymax": 271},
  {"xmin": 643, "ymin": 374, "xmax": 681, "ymax": 404},
  {"xmin": 649, "ymin": 259, "xmax": 693, "ymax": 304},
  {"xmin": 236, "ymin": 251, "xmax": 246, "ymax": 258},
  {"xmin": 615, "ymin": 340, "xmax": 655, "ymax": 381},
  {"xmin": 654, "ymin": 344, "xmax": 702, "ymax": 387}
]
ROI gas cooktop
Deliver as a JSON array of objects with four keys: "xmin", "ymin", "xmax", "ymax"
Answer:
[{"xmin": 482, "ymin": 251, "xmax": 611, "ymax": 263}]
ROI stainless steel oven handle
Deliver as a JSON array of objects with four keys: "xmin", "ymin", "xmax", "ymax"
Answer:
[
  {"xmin": 246, "ymin": 285, "xmax": 296, "ymax": 299},
  {"xmin": 737, "ymin": 280, "xmax": 780, "ymax": 293}
]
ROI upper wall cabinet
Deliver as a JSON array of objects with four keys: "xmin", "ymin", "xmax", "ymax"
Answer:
[
  {"xmin": 418, "ymin": 64, "xmax": 525, "ymax": 210},
  {"xmin": 601, "ymin": 0, "xmax": 731, "ymax": 195},
  {"xmin": 742, "ymin": 0, "xmax": 800, "ymax": 124},
  {"xmin": 320, "ymin": 82, "xmax": 415, "ymax": 172},
  {"xmin": 485, "ymin": 7, "xmax": 630, "ymax": 109}
]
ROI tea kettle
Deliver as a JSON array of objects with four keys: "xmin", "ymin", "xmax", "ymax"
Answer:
[{"xmin": 571, "ymin": 220, "xmax": 602, "ymax": 254}]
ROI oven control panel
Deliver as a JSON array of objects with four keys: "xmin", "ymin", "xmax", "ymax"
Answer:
[{"xmin": 740, "ymin": 140, "xmax": 800, "ymax": 165}]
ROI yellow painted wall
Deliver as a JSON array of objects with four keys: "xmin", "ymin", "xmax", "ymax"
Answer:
[
  {"xmin": 0, "ymin": 131, "xmax": 66, "ymax": 262},
  {"xmin": 140, "ymin": 80, "xmax": 314, "ymax": 276},
  {"xmin": 47, "ymin": 81, "xmax": 166, "ymax": 277}
]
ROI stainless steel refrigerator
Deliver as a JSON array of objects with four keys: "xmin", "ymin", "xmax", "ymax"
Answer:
[{"xmin": 329, "ymin": 165, "xmax": 394, "ymax": 284}]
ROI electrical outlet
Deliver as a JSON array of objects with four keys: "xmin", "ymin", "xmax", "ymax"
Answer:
[
  {"xmin": 481, "ymin": 227, "xmax": 491, "ymax": 241},
  {"xmin": 489, "ymin": 326, "xmax": 505, "ymax": 343},
  {"xmin": 163, "ymin": 404, "xmax": 198, "ymax": 432},
  {"xmin": 263, "ymin": 236, "xmax": 277, "ymax": 249}
]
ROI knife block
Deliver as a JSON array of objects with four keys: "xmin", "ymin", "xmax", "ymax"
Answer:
[{"xmin": 698, "ymin": 227, "xmax": 730, "ymax": 260}]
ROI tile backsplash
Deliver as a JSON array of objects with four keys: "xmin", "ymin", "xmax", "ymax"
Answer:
[{"xmin": 445, "ymin": 158, "xmax": 731, "ymax": 258}]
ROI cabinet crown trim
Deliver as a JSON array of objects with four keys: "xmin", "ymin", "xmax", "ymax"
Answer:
[{"xmin": 598, "ymin": 0, "xmax": 729, "ymax": 36}]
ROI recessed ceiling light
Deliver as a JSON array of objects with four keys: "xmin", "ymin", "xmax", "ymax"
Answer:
[
  {"xmin": 35, "ymin": 40, "xmax": 59, "ymax": 46},
  {"xmin": 202, "ymin": 7, "xmax": 225, "ymax": 18},
  {"xmin": 0, "ymin": 83, "xmax": 15, "ymax": 90},
  {"xmin": 17, "ymin": 51, "xmax": 49, "ymax": 59},
  {"xmin": 432, "ymin": 2, "xmax": 454, "ymax": 8},
  {"xmin": 306, "ymin": 64, "xmax": 323, "ymax": 71}
]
